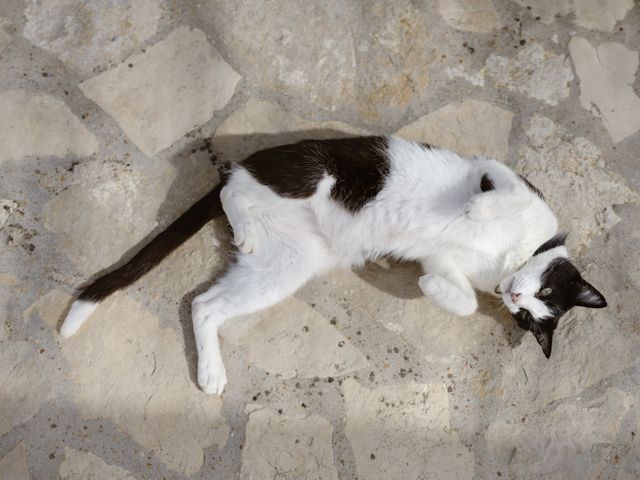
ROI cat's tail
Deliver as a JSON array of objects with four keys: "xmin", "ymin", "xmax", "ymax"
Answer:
[{"xmin": 60, "ymin": 183, "xmax": 225, "ymax": 338}]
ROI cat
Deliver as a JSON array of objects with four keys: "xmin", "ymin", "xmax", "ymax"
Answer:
[{"xmin": 60, "ymin": 136, "xmax": 607, "ymax": 395}]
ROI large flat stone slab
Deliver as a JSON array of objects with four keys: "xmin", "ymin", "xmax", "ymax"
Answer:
[
  {"xmin": 569, "ymin": 37, "xmax": 640, "ymax": 143},
  {"xmin": 486, "ymin": 43, "xmax": 574, "ymax": 106},
  {"xmin": 213, "ymin": 98, "xmax": 368, "ymax": 160},
  {"xmin": 80, "ymin": 26, "xmax": 240, "ymax": 156},
  {"xmin": 0, "ymin": 90, "xmax": 98, "ymax": 161},
  {"xmin": 438, "ymin": 0, "xmax": 502, "ymax": 33},
  {"xmin": 59, "ymin": 448, "xmax": 135, "ymax": 480},
  {"xmin": 487, "ymin": 388, "xmax": 636, "ymax": 479},
  {"xmin": 60, "ymin": 293, "xmax": 229, "ymax": 474},
  {"xmin": 221, "ymin": 297, "xmax": 368, "ymax": 379},
  {"xmin": 23, "ymin": 0, "xmax": 162, "ymax": 74},
  {"xmin": 343, "ymin": 379, "xmax": 474, "ymax": 480},
  {"xmin": 0, "ymin": 443, "xmax": 29, "ymax": 480},
  {"xmin": 517, "ymin": 115, "xmax": 638, "ymax": 252},
  {"xmin": 514, "ymin": 0, "xmax": 633, "ymax": 32},
  {"xmin": 395, "ymin": 99, "xmax": 514, "ymax": 160},
  {"xmin": 240, "ymin": 405, "xmax": 338, "ymax": 480},
  {"xmin": 0, "ymin": 341, "xmax": 52, "ymax": 435}
]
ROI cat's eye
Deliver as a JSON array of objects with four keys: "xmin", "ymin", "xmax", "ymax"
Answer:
[{"xmin": 537, "ymin": 287, "xmax": 553, "ymax": 298}]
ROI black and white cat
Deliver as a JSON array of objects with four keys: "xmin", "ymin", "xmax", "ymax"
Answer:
[{"xmin": 60, "ymin": 136, "xmax": 607, "ymax": 394}]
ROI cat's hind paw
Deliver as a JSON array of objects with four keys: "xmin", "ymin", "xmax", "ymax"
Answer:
[
  {"xmin": 198, "ymin": 355, "xmax": 228, "ymax": 395},
  {"xmin": 464, "ymin": 194, "xmax": 497, "ymax": 222}
]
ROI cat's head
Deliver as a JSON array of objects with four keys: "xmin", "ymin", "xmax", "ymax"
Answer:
[{"xmin": 496, "ymin": 233, "xmax": 607, "ymax": 358}]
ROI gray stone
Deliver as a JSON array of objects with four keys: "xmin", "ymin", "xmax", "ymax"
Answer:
[
  {"xmin": 214, "ymin": 98, "xmax": 368, "ymax": 160},
  {"xmin": 514, "ymin": 0, "xmax": 633, "ymax": 32},
  {"xmin": 23, "ymin": 289, "xmax": 72, "ymax": 329},
  {"xmin": 396, "ymin": 99, "xmax": 514, "ymax": 160},
  {"xmin": 59, "ymin": 448, "xmax": 136, "ymax": 480},
  {"xmin": 43, "ymin": 161, "xmax": 175, "ymax": 273},
  {"xmin": 0, "ymin": 17, "xmax": 12, "ymax": 53},
  {"xmin": 438, "ymin": 0, "xmax": 502, "ymax": 33},
  {"xmin": 221, "ymin": 297, "xmax": 369, "ymax": 379},
  {"xmin": 0, "ymin": 90, "xmax": 98, "ymax": 161},
  {"xmin": 23, "ymin": 0, "xmax": 162, "ymax": 75},
  {"xmin": 0, "ymin": 443, "xmax": 29, "ymax": 480},
  {"xmin": 517, "ymin": 115, "xmax": 639, "ymax": 252},
  {"xmin": 0, "ymin": 199, "xmax": 18, "ymax": 229},
  {"xmin": 487, "ymin": 388, "xmax": 635, "ymax": 479},
  {"xmin": 569, "ymin": 37, "xmax": 640, "ymax": 143},
  {"xmin": 0, "ymin": 340, "xmax": 52, "ymax": 436},
  {"xmin": 240, "ymin": 405, "xmax": 338, "ymax": 480},
  {"xmin": 486, "ymin": 43, "xmax": 574, "ymax": 106},
  {"xmin": 60, "ymin": 293, "xmax": 229, "ymax": 474},
  {"xmin": 343, "ymin": 379, "xmax": 474, "ymax": 480},
  {"xmin": 80, "ymin": 27, "xmax": 240, "ymax": 156}
]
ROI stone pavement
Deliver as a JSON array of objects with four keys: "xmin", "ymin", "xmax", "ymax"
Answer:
[{"xmin": 1, "ymin": 1, "xmax": 640, "ymax": 478}]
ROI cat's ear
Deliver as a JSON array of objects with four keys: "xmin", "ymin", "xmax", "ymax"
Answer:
[
  {"xmin": 533, "ymin": 326, "xmax": 553, "ymax": 359},
  {"xmin": 574, "ymin": 280, "xmax": 607, "ymax": 309}
]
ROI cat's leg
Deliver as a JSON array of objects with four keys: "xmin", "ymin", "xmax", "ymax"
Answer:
[
  {"xmin": 419, "ymin": 257, "xmax": 477, "ymax": 316},
  {"xmin": 220, "ymin": 185, "xmax": 258, "ymax": 254},
  {"xmin": 192, "ymin": 228, "xmax": 335, "ymax": 394},
  {"xmin": 464, "ymin": 188, "xmax": 530, "ymax": 222}
]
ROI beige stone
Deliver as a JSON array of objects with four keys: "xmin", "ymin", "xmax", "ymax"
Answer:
[
  {"xmin": 0, "ymin": 199, "xmax": 18, "ymax": 229},
  {"xmin": 61, "ymin": 293, "xmax": 229, "ymax": 474},
  {"xmin": 0, "ymin": 90, "xmax": 98, "ymax": 161},
  {"xmin": 80, "ymin": 26, "xmax": 240, "ymax": 156},
  {"xmin": 486, "ymin": 43, "xmax": 574, "ymax": 106},
  {"xmin": 438, "ymin": 0, "xmax": 502, "ymax": 33},
  {"xmin": 487, "ymin": 388, "xmax": 634, "ymax": 479},
  {"xmin": 0, "ymin": 17, "xmax": 12, "ymax": 53},
  {"xmin": 214, "ymin": 98, "xmax": 368, "ymax": 160},
  {"xmin": 59, "ymin": 448, "xmax": 136, "ymax": 480},
  {"xmin": 44, "ymin": 162, "xmax": 175, "ymax": 273},
  {"xmin": 240, "ymin": 405, "xmax": 338, "ymax": 480},
  {"xmin": 23, "ymin": 0, "xmax": 162, "ymax": 74},
  {"xmin": 395, "ymin": 99, "xmax": 514, "ymax": 160},
  {"xmin": 23, "ymin": 289, "xmax": 73, "ymax": 329},
  {"xmin": 0, "ymin": 341, "xmax": 52, "ymax": 435},
  {"xmin": 517, "ymin": 115, "xmax": 639, "ymax": 251},
  {"xmin": 569, "ymin": 37, "xmax": 640, "ymax": 143},
  {"xmin": 0, "ymin": 443, "xmax": 29, "ymax": 480},
  {"xmin": 0, "ymin": 273, "xmax": 18, "ymax": 287},
  {"xmin": 221, "ymin": 297, "xmax": 368, "ymax": 379},
  {"xmin": 343, "ymin": 379, "xmax": 474, "ymax": 480},
  {"xmin": 514, "ymin": 0, "xmax": 633, "ymax": 32}
]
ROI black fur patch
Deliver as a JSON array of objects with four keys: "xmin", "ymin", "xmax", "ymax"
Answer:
[
  {"xmin": 242, "ymin": 137, "xmax": 390, "ymax": 212},
  {"xmin": 518, "ymin": 174, "xmax": 544, "ymax": 199},
  {"xmin": 533, "ymin": 232, "xmax": 568, "ymax": 256},
  {"xmin": 480, "ymin": 173, "xmax": 495, "ymax": 192}
]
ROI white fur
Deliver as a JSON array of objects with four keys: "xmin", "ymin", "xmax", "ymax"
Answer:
[
  {"xmin": 193, "ymin": 136, "xmax": 561, "ymax": 394},
  {"xmin": 60, "ymin": 300, "xmax": 98, "ymax": 338}
]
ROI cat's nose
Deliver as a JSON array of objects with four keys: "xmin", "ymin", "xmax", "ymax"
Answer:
[{"xmin": 511, "ymin": 292, "xmax": 521, "ymax": 303}]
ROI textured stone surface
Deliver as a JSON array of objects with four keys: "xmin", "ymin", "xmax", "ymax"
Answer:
[
  {"xmin": 80, "ymin": 26, "xmax": 240, "ymax": 156},
  {"xmin": 43, "ymin": 162, "xmax": 175, "ymax": 273},
  {"xmin": 240, "ymin": 405, "xmax": 338, "ymax": 480},
  {"xmin": 61, "ymin": 293, "xmax": 229, "ymax": 474},
  {"xmin": 221, "ymin": 297, "xmax": 368, "ymax": 379},
  {"xmin": 517, "ymin": 115, "xmax": 639, "ymax": 251},
  {"xmin": 214, "ymin": 98, "xmax": 368, "ymax": 160},
  {"xmin": 438, "ymin": 0, "xmax": 502, "ymax": 33},
  {"xmin": 23, "ymin": 289, "xmax": 72, "ymax": 328},
  {"xmin": 569, "ymin": 37, "xmax": 640, "ymax": 143},
  {"xmin": 0, "ymin": 340, "xmax": 52, "ymax": 435},
  {"xmin": 0, "ymin": 443, "xmax": 29, "ymax": 480},
  {"xmin": 343, "ymin": 379, "xmax": 474, "ymax": 480},
  {"xmin": 396, "ymin": 99, "xmax": 514, "ymax": 160},
  {"xmin": 23, "ymin": 0, "xmax": 162, "ymax": 75},
  {"xmin": 514, "ymin": 0, "xmax": 634, "ymax": 32},
  {"xmin": 487, "ymin": 388, "xmax": 636, "ymax": 479},
  {"xmin": 0, "ymin": 17, "xmax": 12, "ymax": 53},
  {"xmin": 59, "ymin": 448, "xmax": 136, "ymax": 480},
  {"xmin": 486, "ymin": 43, "xmax": 574, "ymax": 105},
  {"xmin": 0, "ymin": 90, "xmax": 98, "ymax": 161}
]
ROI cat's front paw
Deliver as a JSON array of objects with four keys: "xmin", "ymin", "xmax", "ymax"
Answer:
[
  {"xmin": 419, "ymin": 274, "xmax": 477, "ymax": 316},
  {"xmin": 198, "ymin": 354, "xmax": 227, "ymax": 395},
  {"xmin": 233, "ymin": 223, "xmax": 258, "ymax": 254}
]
